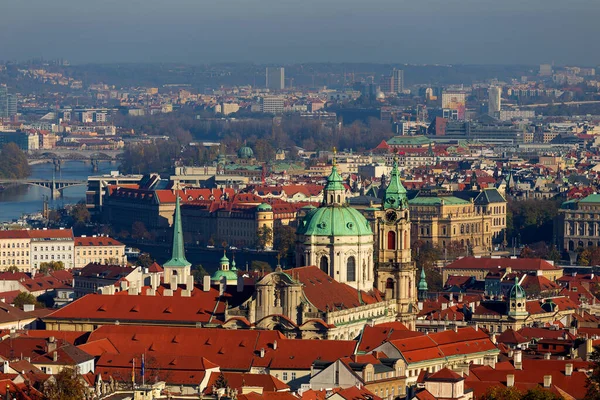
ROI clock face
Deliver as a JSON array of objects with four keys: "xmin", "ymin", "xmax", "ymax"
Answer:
[{"xmin": 386, "ymin": 210, "xmax": 398, "ymax": 223}]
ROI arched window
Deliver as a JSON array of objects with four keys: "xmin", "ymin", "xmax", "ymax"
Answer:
[
  {"xmin": 347, "ymin": 257, "xmax": 356, "ymax": 282},
  {"xmin": 320, "ymin": 256, "xmax": 329, "ymax": 275},
  {"xmin": 387, "ymin": 231, "xmax": 396, "ymax": 250}
]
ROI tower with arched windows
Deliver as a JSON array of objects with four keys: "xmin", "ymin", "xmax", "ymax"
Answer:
[
  {"xmin": 374, "ymin": 156, "xmax": 418, "ymax": 329},
  {"xmin": 295, "ymin": 151, "xmax": 375, "ymax": 291}
]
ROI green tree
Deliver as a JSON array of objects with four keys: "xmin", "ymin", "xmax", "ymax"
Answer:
[
  {"xmin": 253, "ymin": 139, "xmax": 276, "ymax": 162},
  {"xmin": 0, "ymin": 142, "xmax": 31, "ymax": 179},
  {"xmin": 43, "ymin": 367, "xmax": 88, "ymax": 400},
  {"xmin": 481, "ymin": 386, "xmax": 561, "ymax": 400},
  {"xmin": 131, "ymin": 221, "xmax": 150, "ymax": 240},
  {"xmin": 13, "ymin": 292, "xmax": 42, "ymax": 309},
  {"xmin": 192, "ymin": 264, "xmax": 209, "ymax": 283},
  {"xmin": 578, "ymin": 247, "xmax": 592, "ymax": 266},
  {"xmin": 256, "ymin": 226, "xmax": 273, "ymax": 250},
  {"xmin": 6, "ymin": 265, "xmax": 19, "ymax": 273},
  {"xmin": 39, "ymin": 261, "xmax": 65, "ymax": 274},
  {"xmin": 70, "ymin": 201, "xmax": 90, "ymax": 224},
  {"xmin": 274, "ymin": 225, "xmax": 296, "ymax": 260},
  {"xmin": 547, "ymin": 245, "xmax": 561, "ymax": 264}
]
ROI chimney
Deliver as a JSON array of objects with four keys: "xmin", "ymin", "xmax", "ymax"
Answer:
[
  {"xmin": 2, "ymin": 361, "xmax": 8, "ymax": 374},
  {"xmin": 544, "ymin": 352, "xmax": 551, "ymax": 360},
  {"xmin": 237, "ymin": 275, "xmax": 244, "ymax": 293},
  {"xmin": 491, "ymin": 334, "xmax": 497, "ymax": 344},
  {"xmin": 203, "ymin": 275, "xmax": 211, "ymax": 292},
  {"xmin": 454, "ymin": 325, "xmax": 458, "ymax": 333},
  {"xmin": 260, "ymin": 348, "xmax": 265, "ymax": 358},
  {"xmin": 543, "ymin": 375, "xmax": 552, "ymax": 388},
  {"xmin": 506, "ymin": 374, "xmax": 515, "ymax": 387},
  {"xmin": 514, "ymin": 350, "xmax": 522, "ymax": 370},
  {"xmin": 52, "ymin": 351, "xmax": 58, "ymax": 362},
  {"xmin": 565, "ymin": 363, "xmax": 573, "ymax": 376},
  {"xmin": 273, "ymin": 340, "xmax": 278, "ymax": 350},
  {"xmin": 47, "ymin": 337, "xmax": 57, "ymax": 353},
  {"xmin": 474, "ymin": 323, "xmax": 478, "ymax": 331}
]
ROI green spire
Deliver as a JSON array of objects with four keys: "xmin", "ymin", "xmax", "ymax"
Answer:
[
  {"xmin": 383, "ymin": 156, "xmax": 408, "ymax": 210},
  {"xmin": 418, "ymin": 267, "xmax": 428, "ymax": 291},
  {"xmin": 163, "ymin": 195, "xmax": 191, "ymax": 268},
  {"xmin": 324, "ymin": 148, "xmax": 345, "ymax": 192}
]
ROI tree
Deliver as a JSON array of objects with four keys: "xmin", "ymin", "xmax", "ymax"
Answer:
[
  {"xmin": 135, "ymin": 253, "xmax": 154, "ymax": 268},
  {"xmin": 70, "ymin": 201, "xmax": 90, "ymax": 224},
  {"xmin": 43, "ymin": 367, "xmax": 88, "ymax": 400},
  {"xmin": 6, "ymin": 265, "xmax": 19, "ymax": 273},
  {"xmin": 192, "ymin": 264, "xmax": 209, "ymax": 283},
  {"xmin": 481, "ymin": 386, "xmax": 561, "ymax": 400},
  {"xmin": 585, "ymin": 346, "xmax": 600, "ymax": 399},
  {"xmin": 274, "ymin": 225, "xmax": 296, "ymax": 260},
  {"xmin": 131, "ymin": 221, "xmax": 150, "ymax": 240},
  {"xmin": 251, "ymin": 260, "xmax": 272, "ymax": 273},
  {"xmin": 13, "ymin": 292, "xmax": 42, "ymax": 309},
  {"xmin": 520, "ymin": 246, "xmax": 536, "ymax": 258},
  {"xmin": 214, "ymin": 372, "xmax": 228, "ymax": 389},
  {"xmin": 547, "ymin": 245, "xmax": 561, "ymax": 264},
  {"xmin": 39, "ymin": 261, "xmax": 65, "ymax": 274},
  {"xmin": 256, "ymin": 226, "xmax": 273, "ymax": 250},
  {"xmin": 0, "ymin": 142, "xmax": 31, "ymax": 179}
]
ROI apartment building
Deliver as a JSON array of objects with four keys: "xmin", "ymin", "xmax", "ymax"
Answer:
[{"xmin": 74, "ymin": 235, "xmax": 127, "ymax": 268}]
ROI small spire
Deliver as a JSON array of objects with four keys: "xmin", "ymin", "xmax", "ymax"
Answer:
[
  {"xmin": 332, "ymin": 147, "xmax": 337, "ymax": 167},
  {"xmin": 163, "ymin": 194, "xmax": 191, "ymax": 268}
]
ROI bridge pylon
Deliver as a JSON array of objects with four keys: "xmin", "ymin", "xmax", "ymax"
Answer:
[{"xmin": 53, "ymin": 158, "xmax": 62, "ymax": 172}]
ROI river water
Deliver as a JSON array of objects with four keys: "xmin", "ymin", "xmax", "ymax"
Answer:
[{"xmin": 0, "ymin": 161, "xmax": 119, "ymax": 222}]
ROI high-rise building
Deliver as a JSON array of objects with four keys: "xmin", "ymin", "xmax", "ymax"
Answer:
[
  {"xmin": 393, "ymin": 68, "xmax": 404, "ymax": 93},
  {"xmin": 0, "ymin": 86, "xmax": 17, "ymax": 119},
  {"xmin": 488, "ymin": 86, "xmax": 502, "ymax": 117},
  {"xmin": 266, "ymin": 67, "xmax": 285, "ymax": 90},
  {"xmin": 441, "ymin": 91, "xmax": 466, "ymax": 120},
  {"xmin": 539, "ymin": 64, "xmax": 553, "ymax": 76}
]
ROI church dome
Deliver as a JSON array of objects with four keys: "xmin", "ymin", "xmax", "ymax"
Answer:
[
  {"xmin": 297, "ymin": 206, "xmax": 372, "ymax": 237},
  {"xmin": 238, "ymin": 146, "xmax": 254, "ymax": 159},
  {"xmin": 508, "ymin": 278, "xmax": 526, "ymax": 299},
  {"xmin": 256, "ymin": 203, "xmax": 272, "ymax": 212},
  {"xmin": 211, "ymin": 269, "xmax": 238, "ymax": 282}
]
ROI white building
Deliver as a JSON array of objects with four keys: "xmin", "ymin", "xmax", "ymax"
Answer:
[
  {"xmin": 488, "ymin": 86, "xmax": 502, "ymax": 117},
  {"xmin": 29, "ymin": 229, "xmax": 75, "ymax": 269},
  {"xmin": 261, "ymin": 97, "xmax": 285, "ymax": 114}
]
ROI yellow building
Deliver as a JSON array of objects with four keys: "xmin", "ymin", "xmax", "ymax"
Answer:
[
  {"xmin": 0, "ymin": 231, "xmax": 31, "ymax": 271},
  {"xmin": 408, "ymin": 189, "xmax": 507, "ymax": 255},
  {"xmin": 74, "ymin": 235, "xmax": 127, "ymax": 268}
]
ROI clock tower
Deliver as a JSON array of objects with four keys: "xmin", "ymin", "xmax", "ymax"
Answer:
[{"xmin": 375, "ymin": 156, "xmax": 418, "ymax": 329}]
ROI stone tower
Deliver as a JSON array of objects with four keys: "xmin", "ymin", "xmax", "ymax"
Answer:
[{"xmin": 374, "ymin": 156, "xmax": 417, "ymax": 329}]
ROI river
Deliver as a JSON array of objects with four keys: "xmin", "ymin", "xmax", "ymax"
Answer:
[{"xmin": 0, "ymin": 160, "xmax": 119, "ymax": 223}]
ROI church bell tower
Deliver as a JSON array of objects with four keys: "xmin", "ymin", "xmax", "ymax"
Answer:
[{"xmin": 374, "ymin": 156, "xmax": 418, "ymax": 329}]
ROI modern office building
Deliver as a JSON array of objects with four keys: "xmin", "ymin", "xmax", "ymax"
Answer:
[
  {"xmin": 488, "ymin": 86, "xmax": 502, "ymax": 117},
  {"xmin": 441, "ymin": 91, "xmax": 466, "ymax": 120},
  {"xmin": 266, "ymin": 67, "xmax": 285, "ymax": 90},
  {"xmin": 261, "ymin": 96, "xmax": 285, "ymax": 114},
  {"xmin": 0, "ymin": 86, "xmax": 17, "ymax": 119}
]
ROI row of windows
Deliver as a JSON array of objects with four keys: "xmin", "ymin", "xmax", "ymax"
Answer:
[
  {"xmin": 1, "ymin": 251, "xmax": 28, "ymax": 257},
  {"xmin": 77, "ymin": 250, "xmax": 117, "ymax": 256},
  {"xmin": 0, "ymin": 243, "xmax": 28, "ymax": 249},
  {"xmin": 33, "ymin": 246, "xmax": 72, "ymax": 252},
  {"xmin": 33, "ymin": 254, "xmax": 71, "ymax": 260}
]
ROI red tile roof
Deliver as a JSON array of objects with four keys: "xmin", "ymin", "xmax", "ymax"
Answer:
[
  {"xmin": 289, "ymin": 266, "xmax": 383, "ymax": 312},
  {"xmin": 203, "ymin": 372, "xmax": 289, "ymax": 394},
  {"xmin": 45, "ymin": 290, "xmax": 226, "ymax": 326},
  {"xmin": 444, "ymin": 257, "xmax": 561, "ymax": 272},
  {"xmin": 74, "ymin": 236, "xmax": 124, "ymax": 247},
  {"xmin": 426, "ymin": 367, "xmax": 463, "ymax": 382},
  {"xmin": 357, "ymin": 323, "xmax": 423, "ymax": 353}
]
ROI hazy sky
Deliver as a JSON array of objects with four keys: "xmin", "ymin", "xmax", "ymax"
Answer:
[{"xmin": 2, "ymin": 0, "xmax": 599, "ymax": 65}]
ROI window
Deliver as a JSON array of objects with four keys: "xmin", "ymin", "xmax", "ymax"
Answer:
[
  {"xmin": 282, "ymin": 372, "xmax": 288, "ymax": 381},
  {"xmin": 347, "ymin": 257, "xmax": 356, "ymax": 282},
  {"xmin": 291, "ymin": 372, "xmax": 296, "ymax": 380},
  {"xmin": 320, "ymin": 256, "xmax": 329, "ymax": 275},
  {"xmin": 387, "ymin": 231, "xmax": 396, "ymax": 250}
]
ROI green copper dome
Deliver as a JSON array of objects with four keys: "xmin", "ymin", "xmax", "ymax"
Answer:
[
  {"xmin": 211, "ymin": 269, "xmax": 238, "ymax": 282},
  {"xmin": 297, "ymin": 206, "xmax": 373, "ymax": 237},
  {"xmin": 238, "ymin": 146, "xmax": 254, "ymax": 159},
  {"xmin": 509, "ymin": 277, "xmax": 526, "ymax": 299},
  {"xmin": 256, "ymin": 203, "xmax": 272, "ymax": 211}
]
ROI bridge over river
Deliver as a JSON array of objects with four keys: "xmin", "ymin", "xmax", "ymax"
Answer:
[{"xmin": 0, "ymin": 178, "xmax": 86, "ymax": 199}]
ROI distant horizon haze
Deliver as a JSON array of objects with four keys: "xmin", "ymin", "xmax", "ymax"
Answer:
[{"xmin": 2, "ymin": 0, "xmax": 599, "ymax": 66}]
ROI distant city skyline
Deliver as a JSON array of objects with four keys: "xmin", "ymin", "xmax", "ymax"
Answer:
[{"xmin": 1, "ymin": 0, "xmax": 599, "ymax": 65}]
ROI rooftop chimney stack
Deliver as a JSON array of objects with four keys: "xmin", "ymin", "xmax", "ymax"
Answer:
[
  {"xmin": 543, "ymin": 375, "xmax": 552, "ymax": 388},
  {"xmin": 506, "ymin": 374, "xmax": 514, "ymax": 387},
  {"xmin": 203, "ymin": 275, "xmax": 211, "ymax": 292},
  {"xmin": 565, "ymin": 363, "xmax": 573, "ymax": 376},
  {"xmin": 514, "ymin": 350, "xmax": 522, "ymax": 370}
]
